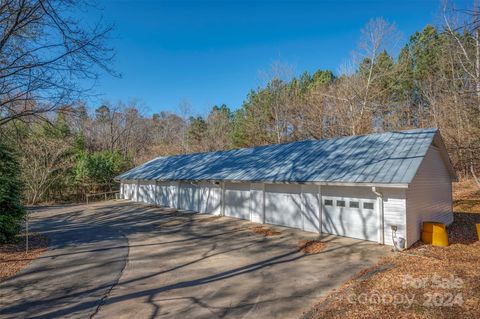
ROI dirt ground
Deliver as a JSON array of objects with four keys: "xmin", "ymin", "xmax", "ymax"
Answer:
[
  {"xmin": 304, "ymin": 212, "xmax": 480, "ymax": 319},
  {"xmin": 0, "ymin": 233, "xmax": 48, "ymax": 283},
  {"xmin": 453, "ymin": 179, "xmax": 480, "ymax": 200}
]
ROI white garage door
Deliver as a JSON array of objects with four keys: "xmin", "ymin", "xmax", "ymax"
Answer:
[
  {"xmin": 138, "ymin": 182, "xmax": 156, "ymax": 204},
  {"xmin": 198, "ymin": 182, "xmax": 221, "ymax": 215},
  {"xmin": 224, "ymin": 182, "xmax": 250, "ymax": 220},
  {"xmin": 122, "ymin": 183, "xmax": 136, "ymax": 200},
  {"xmin": 155, "ymin": 182, "xmax": 170, "ymax": 206},
  {"xmin": 321, "ymin": 186, "xmax": 378, "ymax": 241},
  {"xmin": 179, "ymin": 182, "xmax": 199, "ymax": 211},
  {"xmin": 265, "ymin": 184, "xmax": 303, "ymax": 229}
]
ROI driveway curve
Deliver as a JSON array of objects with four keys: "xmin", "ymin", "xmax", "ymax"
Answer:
[
  {"xmin": 0, "ymin": 201, "xmax": 389, "ymax": 319},
  {"xmin": 0, "ymin": 204, "xmax": 129, "ymax": 319}
]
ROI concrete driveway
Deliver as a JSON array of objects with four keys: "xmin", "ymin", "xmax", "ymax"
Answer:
[{"xmin": 0, "ymin": 201, "xmax": 389, "ymax": 319}]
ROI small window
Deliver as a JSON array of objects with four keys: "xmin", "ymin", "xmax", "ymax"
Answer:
[
  {"xmin": 350, "ymin": 201, "xmax": 359, "ymax": 208},
  {"xmin": 336, "ymin": 200, "xmax": 346, "ymax": 207},
  {"xmin": 363, "ymin": 202, "xmax": 374, "ymax": 210},
  {"xmin": 324, "ymin": 199, "xmax": 333, "ymax": 206}
]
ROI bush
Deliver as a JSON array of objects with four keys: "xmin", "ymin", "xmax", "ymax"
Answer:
[
  {"xmin": 75, "ymin": 150, "xmax": 132, "ymax": 186},
  {"xmin": 0, "ymin": 143, "xmax": 26, "ymax": 243}
]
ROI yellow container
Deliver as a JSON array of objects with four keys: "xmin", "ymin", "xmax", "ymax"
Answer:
[
  {"xmin": 422, "ymin": 222, "xmax": 446, "ymax": 233},
  {"xmin": 421, "ymin": 231, "xmax": 432, "ymax": 244},
  {"xmin": 422, "ymin": 222, "xmax": 449, "ymax": 247},
  {"xmin": 477, "ymin": 224, "xmax": 480, "ymax": 241}
]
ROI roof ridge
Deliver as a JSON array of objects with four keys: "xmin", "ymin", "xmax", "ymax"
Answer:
[
  {"xmin": 149, "ymin": 127, "xmax": 438, "ymax": 160},
  {"xmin": 116, "ymin": 127, "xmax": 442, "ymax": 185}
]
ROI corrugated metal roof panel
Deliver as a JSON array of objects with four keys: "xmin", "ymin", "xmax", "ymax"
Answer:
[{"xmin": 116, "ymin": 128, "xmax": 442, "ymax": 185}]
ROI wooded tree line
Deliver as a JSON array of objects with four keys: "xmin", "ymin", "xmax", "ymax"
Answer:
[
  {"xmin": 1, "ymin": 2, "xmax": 480, "ymax": 207},
  {"xmin": 183, "ymin": 16, "xmax": 480, "ymax": 181}
]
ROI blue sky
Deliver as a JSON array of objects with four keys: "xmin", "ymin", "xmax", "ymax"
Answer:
[{"xmin": 83, "ymin": 0, "xmax": 468, "ymax": 116}]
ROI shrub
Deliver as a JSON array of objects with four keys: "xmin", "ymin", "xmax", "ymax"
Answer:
[
  {"xmin": 0, "ymin": 143, "xmax": 26, "ymax": 243},
  {"xmin": 75, "ymin": 150, "xmax": 132, "ymax": 186}
]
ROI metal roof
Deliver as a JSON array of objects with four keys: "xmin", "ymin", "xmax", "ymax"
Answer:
[{"xmin": 116, "ymin": 128, "xmax": 453, "ymax": 186}]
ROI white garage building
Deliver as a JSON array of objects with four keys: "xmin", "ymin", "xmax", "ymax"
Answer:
[{"xmin": 116, "ymin": 128, "xmax": 456, "ymax": 247}]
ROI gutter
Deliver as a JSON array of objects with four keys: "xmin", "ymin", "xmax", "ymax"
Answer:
[{"xmin": 114, "ymin": 178, "xmax": 409, "ymax": 189}]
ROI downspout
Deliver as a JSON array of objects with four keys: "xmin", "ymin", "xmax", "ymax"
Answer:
[{"xmin": 372, "ymin": 187, "xmax": 385, "ymax": 245}]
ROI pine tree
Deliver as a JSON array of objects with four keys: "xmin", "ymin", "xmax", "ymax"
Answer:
[{"xmin": 0, "ymin": 142, "xmax": 26, "ymax": 243}]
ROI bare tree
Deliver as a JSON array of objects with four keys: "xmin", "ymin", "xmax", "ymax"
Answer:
[
  {"xmin": 0, "ymin": 0, "xmax": 114, "ymax": 126},
  {"xmin": 259, "ymin": 60, "xmax": 294, "ymax": 143},
  {"xmin": 348, "ymin": 18, "xmax": 401, "ymax": 134},
  {"xmin": 178, "ymin": 99, "xmax": 192, "ymax": 153},
  {"xmin": 443, "ymin": 0, "xmax": 480, "ymax": 108},
  {"xmin": 19, "ymin": 132, "xmax": 73, "ymax": 204}
]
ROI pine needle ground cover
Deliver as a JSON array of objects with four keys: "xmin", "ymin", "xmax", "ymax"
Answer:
[
  {"xmin": 0, "ymin": 233, "xmax": 48, "ymax": 283},
  {"xmin": 304, "ymin": 212, "xmax": 480, "ymax": 319},
  {"xmin": 251, "ymin": 226, "xmax": 281, "ymax": 236}
]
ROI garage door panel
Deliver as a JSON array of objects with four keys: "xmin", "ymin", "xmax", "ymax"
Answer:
[
  {"xmin": 321, "ymin": 186, "xmax": 377, "ymax": 241},
  {"xmin": 123, "ymin": 183, "xmax": 136, "ymax": 200},
  {"xmin": 138, "ymin": 183, "xmax": 155, "ymax": 204},
  {"xmin": 155, "ymin": 182, "xmax": 170, "ymax": 206},
  {"xmin": 265, "ymin": 184, "xmax": 302, "ymax": 229},
  {"xmin": 224, "ymin": 182, "xmax": 250, "ymax": 220},
  {"xmin": 322, "ymin": 188, "xmax": 378, "ymax": 241},
  {"xmin": 199, "ymin": 183, "xmax": 221, "ymax": 215},
  {"xmin": 179, "ymin": 182, "xmax": 198, "ymax": 211}
]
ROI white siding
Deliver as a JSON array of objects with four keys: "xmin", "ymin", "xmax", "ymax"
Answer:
[
  {"xmin": 250, "ymin": 183, "xmax": 264, "ymax": 223},
  {"xmin": 406, "ymin": 146, "xmax": 453, "ymax": 247},
  {"xmin": 382, "ymin": 188, "xmax": 406, "ymax": 246},
  {"xmin": 265, "ymin": 184, "xmax": 302, "ymax": 229},
  {"xmin": 198, "ymin": 182, "xmax": 221, "ymax": 215}
]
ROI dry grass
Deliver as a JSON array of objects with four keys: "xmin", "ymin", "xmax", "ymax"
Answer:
[
  {"xmin": 454, "ymin": 200, "xmax": 480, "ymax": 213},
  {"xmin": 453, "ymin": 179, "xmax": 480, "ymax": 201},
  {"xmin": 453, "ymin": 179, "xmax": 480, "ymax": 213},
  {"xmin": 251, "ymin": 226, "xmax": 281, "ymax": 237},
  {"xmin": 304, "ymin": 213, "xmax": 480, "ymax": 319},
  {"xmin": 298, "ymin": 240, "xmax": 326, "ymax": 254},
  {"xmin": 0, "ymin": 233, "xmax": 48, "ymax": 283}
]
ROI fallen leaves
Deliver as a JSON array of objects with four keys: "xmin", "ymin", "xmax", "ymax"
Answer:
[
  {"xmin": 447, "ymin": 212, "xmax": 480, "ymax": 244},
  {"xmin": 453, "ymin": 179, "xmax": 480, "ymax": 202},
  {"xmin": 454, "ymin": 200, "xmax": 480, "ymax": 214},
  {"xmin": 298, "ymin": 240, "xmax": 326, "ymax": 254},
  {"xmin": 251, "ymin": 226, "xmax": 281, "ymax": 237},
  {"xmin": 0, "ymin": 233, "xmax": 48, "ymax": 283},
  {"xmin": 304, "ymin": 212, "xmax": 480, "ymax": 319}
]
